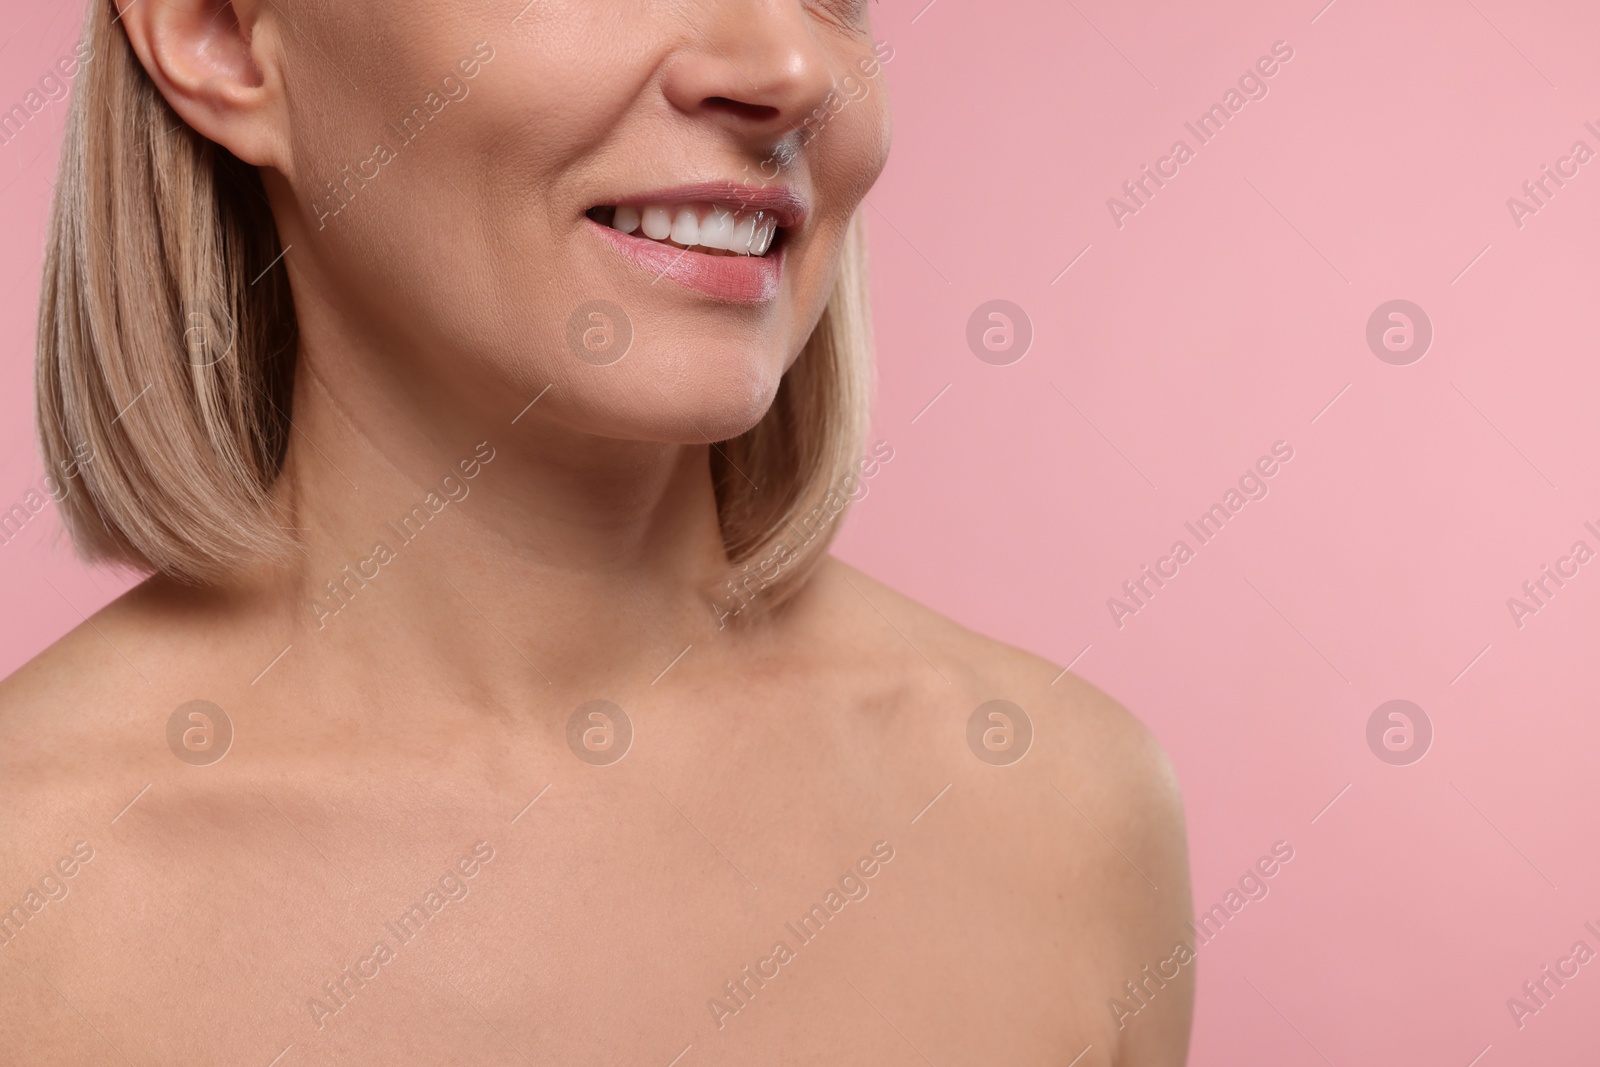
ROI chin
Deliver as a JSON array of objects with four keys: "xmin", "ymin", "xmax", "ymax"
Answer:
[
  {"xmin": 563, "ymin": 347, "xmax": 784, "ymax": 445},
  {"xmin": 656, "ymin": 364, "xmax": 783, "ymax": 444}
]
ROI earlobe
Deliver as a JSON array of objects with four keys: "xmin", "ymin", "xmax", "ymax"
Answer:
[{"xmin": 115, "ymin": 0, "xmax": 283, "ymax": 166}]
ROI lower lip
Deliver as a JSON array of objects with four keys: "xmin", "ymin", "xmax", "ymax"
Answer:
[{"xmin": 585, "ymin": 218, "xmax": 783, "ymax": 303}]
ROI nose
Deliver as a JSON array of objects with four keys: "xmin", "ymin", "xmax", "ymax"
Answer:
[{"xmin": 659, "ymin": 0, "xmax": 839, "ymax": 144}]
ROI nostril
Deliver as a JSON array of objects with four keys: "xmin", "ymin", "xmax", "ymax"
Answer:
[{"xmin": 704, "ymin": 97, "xmax": 782, "ymax": 123}]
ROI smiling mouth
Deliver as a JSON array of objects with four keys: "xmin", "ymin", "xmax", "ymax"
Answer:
[{"xmin": 585, "ymin": 202, "xmax": 782, "ymax": 258}]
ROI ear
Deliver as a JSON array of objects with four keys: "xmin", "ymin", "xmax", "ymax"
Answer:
[{"xmin": 114, "ymin": 0, "xmax": 285, "ymax": 168}]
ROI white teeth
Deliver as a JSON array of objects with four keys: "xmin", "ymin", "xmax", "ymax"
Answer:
[
  {"xmin": 640, "ymin": 205, "xmax": 672, "ymax": 241},
  {"xmin": 700, "ymin": 207, "xmax": 735, "ymax": 251},
  {"xmin": 730, "ymin": 213, "xmax": 758, "ymax": 254},
  {"xmin": 669, "ymin": 206, "xmax": 700, "ymax": 246},
  {"xmin": 602, "ymin": 202, "xmax": 781, "ymax": 257},
  {"xmin": 750, "ymin": 216, "xmax": 777, "ymax": 256}
]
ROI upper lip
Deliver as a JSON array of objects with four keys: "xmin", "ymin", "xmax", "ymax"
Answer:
[{"xmin": 595, "ymin": 181, "xmax": 808, "ymax": 229}]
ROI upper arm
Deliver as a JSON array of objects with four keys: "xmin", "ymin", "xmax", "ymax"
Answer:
[{"xmin": 1037, "ymin": 670, "xmax": 1195, "ymax": 1066}]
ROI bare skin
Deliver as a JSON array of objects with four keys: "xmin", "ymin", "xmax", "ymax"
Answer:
[
  {"xmin": 0, "ymin": 553, "xmax": 1192, "ymax": 1066},
  {"xmin": 0, "ymin": 0, "xmax": 1192, "ymax": 1062}
]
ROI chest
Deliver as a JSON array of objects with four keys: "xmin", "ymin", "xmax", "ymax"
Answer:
[{"xmin": 27, "ymin": 720, "xmax": 1129, "ymax": 1065}]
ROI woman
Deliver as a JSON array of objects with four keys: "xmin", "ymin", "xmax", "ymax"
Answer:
[{"xmin": 0, "ymin": 0, "xmax": 1193, "ymax": 1062}]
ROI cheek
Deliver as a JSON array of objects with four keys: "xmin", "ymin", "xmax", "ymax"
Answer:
[{"xmin": 820, "ymin": 92, "xmax": 893, "ymax": 207}]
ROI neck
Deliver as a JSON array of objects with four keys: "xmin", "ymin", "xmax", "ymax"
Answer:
[{"xmin": 250, "ymin": 352, "xmax": 741, "ymax": 711}]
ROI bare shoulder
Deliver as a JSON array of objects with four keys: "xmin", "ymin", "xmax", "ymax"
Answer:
[
  {"xmin": 799, "ymin": 554, "xmax": 1191, "ymax": 910},
  {"xmin": 0, "ymin": 576, "xmax": 206, "ymax": 748},
  {"xmin": 0, "ymin": 593, "xmax": 154, "ymax": 1000},
  {"xmin": 0, "ymin": 598, "xmax": 147, "ymax": 796},
  {"xmin": 802, "ymin": 557, "xmax": 1194, "ymax": 1062},
  {"xmin": 0, "ymin": 577, "xmax": 229, "ymax": 860},
  {"xmin": 805, "ymin": 555, "xmax": 1184, "ymax": 814}
]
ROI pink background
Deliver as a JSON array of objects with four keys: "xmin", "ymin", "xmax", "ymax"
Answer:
[{"xmin": 4, "ymin": 0, "xmax": 1599, "ymax": 1062}]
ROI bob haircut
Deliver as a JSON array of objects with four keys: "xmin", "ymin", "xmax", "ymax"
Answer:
[{"xmin": 35, "ymin": 0, "xmax": 874, "ymax": 618}]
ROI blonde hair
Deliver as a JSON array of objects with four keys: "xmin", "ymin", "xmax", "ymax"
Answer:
[{"xmin": 36, "ymin": 0, "xmax": 873, "ymax": 613}]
